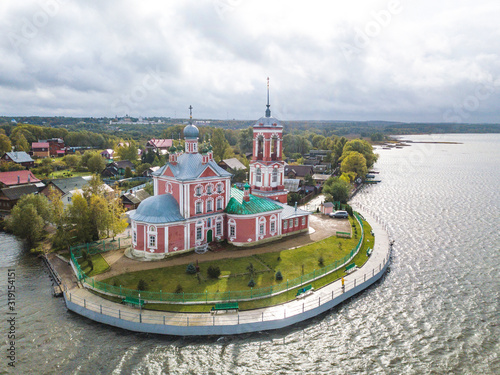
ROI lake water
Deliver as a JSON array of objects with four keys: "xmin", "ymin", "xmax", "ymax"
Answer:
[{"xmin": 0, "ymin": 133, "xmax": 499, "ymax": 374}]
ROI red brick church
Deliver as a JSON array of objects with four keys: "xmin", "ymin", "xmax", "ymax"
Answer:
[{"xmin": 129, "ymin": 88, "xmax": 310, "ymax": 259}]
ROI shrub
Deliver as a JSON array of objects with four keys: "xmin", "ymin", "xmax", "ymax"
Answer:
[
  {"xmin": 207, "ymin": 265, "xmax": 221, "ymax": 279},
  {"xmin": 175, "ymin": 283, "xmax": 183, "ymax": 294},
  {"xmin": 137, "ymin": 279, "xmax": 148, "ymax": 291},
  {"xmin": 275, "ymin": 271, "xmax": 283, "ymax": 281},
  {"xmin": 186, "ymin": 263, "xmax": 197, "ymax": 274},
  {"xmin": 87, "ymin": 257, "xmax": 94, "ymax": 272},
  {"xmin": 318, "ymin": 256, "xmax": 324, "ymax": 267},
  {"xmin": 248, "ymin": 279, "xmax": 255, "ymax": 288},
  {"xmin": 277, "ymin": 255, "xmax": 281, "ymax": 261},
  {"xmin": 246, "ymin": 262, "xmax": 255, "ymax": 276}
]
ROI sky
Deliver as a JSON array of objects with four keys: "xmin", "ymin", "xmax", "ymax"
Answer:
[{"xmin": 1, "ymin": 0, "xmax": 499, "ymax": 123}]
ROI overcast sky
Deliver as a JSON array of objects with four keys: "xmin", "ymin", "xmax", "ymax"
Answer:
[{"xmin": 1, "ymin": 0, "xmax": 499, "ymax": 122}]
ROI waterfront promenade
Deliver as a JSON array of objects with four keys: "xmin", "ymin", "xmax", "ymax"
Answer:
[{"xmin": 50, "ymin": 209, "xmax": 391, "ymax": 336}]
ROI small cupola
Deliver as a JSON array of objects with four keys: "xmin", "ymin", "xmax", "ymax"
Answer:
[{"xmin": 243, "ymin": 182, "xmax": 251, "ymax": 202}]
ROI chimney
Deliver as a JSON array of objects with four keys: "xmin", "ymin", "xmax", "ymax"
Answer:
[
  {"xmin": 28, "ymin": 175, "xmax": 30, "ymax": 182},
  {"xmin": 17, "ymin": 175, "xmax": 20, "ymax": 184}
]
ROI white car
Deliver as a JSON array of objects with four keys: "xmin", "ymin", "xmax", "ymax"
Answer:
[{"xmin": 329, "ymin": 210, "xmax": 349, "ymax": 219}]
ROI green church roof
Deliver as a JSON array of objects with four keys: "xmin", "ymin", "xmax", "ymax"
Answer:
[{"xmin": 225, "ymin": 187, "xmax": 282, "ymax": 215}]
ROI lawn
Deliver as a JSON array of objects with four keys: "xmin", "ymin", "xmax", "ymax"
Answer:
[
  {"xmin": 102, "ymin": 216, "xmax": 366, "ymax": 298},
  {"xmin": 78, "ymin": 253, "xmax": 110, "ymax": 277}
]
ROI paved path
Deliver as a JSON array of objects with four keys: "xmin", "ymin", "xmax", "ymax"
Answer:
[
  {"xmin": 95, "ymin": 214, "xmax": 351, "ymax": 280},
  {"xmin": 49, "ymin": 209, "xmax": 391, "ymax": 336}
]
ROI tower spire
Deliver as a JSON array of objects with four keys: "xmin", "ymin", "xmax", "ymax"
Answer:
[{"xmin": 265, "ymin": 77, "xmax": 271, "ymax": 118}]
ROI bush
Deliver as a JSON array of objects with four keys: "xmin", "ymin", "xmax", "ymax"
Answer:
[
  {"xmin": 318, "ymin": 256, "xmax": 324, "ymax": 267},
  {"xmin": 186, "ymin": 263, "xmax": 197, "ymax": 274},
  {"xmin": 345, "ymin": 205, "xmax": 353, "ymax": 217},
  {"xmin": 275, "ymin": 271, "xmax": 283, "ymax": 281},
  {"xmin": 207, "ymin": 265, "xmax": 221, "ymax": 279},
  {"xmin": 175, "ymin": 283, "xmax": 183, "ymax": 294},
  {"xmin": 137, "ymin": 279, "xmax": 148, "ymax": 291},
  {"xmin": 248, "ymin": 279, "xmax": 255, "ymax": 288}
]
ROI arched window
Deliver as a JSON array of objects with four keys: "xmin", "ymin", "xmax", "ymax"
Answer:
[
  {"xmin": 228, "ymin": 218, "xmax": 236, "ymax": 238},
  {"xmin": 195, "ymin": 200, "xmax": 203, "ymax": 214},
  {"xmin": 216, "ymin": 197, "xmax": 223, "ymax": 210},
  {"xmin": 196, "ymin": 220, "xmax": 203, "ymax": 241},
  {"xmin": 148, "ymin": 226, "xmax": 157, "ymax": 249},
  {"xmin": 272, "ymin": 168, "xmax": 278, "ymax": 184},
  {"xmin": 206, "ymin": 198, "xmax": 214, "ymax": 212},
  {"xmin": 256, "ymin": 168, "xmax": 262, "ymax": 184}
]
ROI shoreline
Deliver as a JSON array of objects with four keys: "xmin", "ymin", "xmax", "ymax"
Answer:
[{"xmin": 47, "ymin": 208, "xmax": 392, "ymax": 336}]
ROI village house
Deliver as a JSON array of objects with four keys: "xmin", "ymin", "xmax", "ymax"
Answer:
[
  {"xmin": 284, "ymin": 165, "xmax": 314, "ymax": 180},
  {"xmin": 146, "ymin": 139, "xmax": 173, "ymax": 155},
  {"xmin": 101, "ymin": 160, "xmax": 135, "ymax": 178},
  {"xmin": 31, "ymin": 142, "xmax": 50, "ymax": 158},
  {"xmin": 100, "ymin": 149, "xmax": 114, "ymax": 160},
  {"xmin": 1, "ymin": 151, "xmax": 35, "ymax": 168},
  {"xmin": 0, "ymin": 170, "xmax": 41, "ymax": 189}
]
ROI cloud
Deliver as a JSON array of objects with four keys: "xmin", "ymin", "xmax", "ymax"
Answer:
[{"xmin": 0, "ymin": 0, "xmax": 499, "ymax": 122}]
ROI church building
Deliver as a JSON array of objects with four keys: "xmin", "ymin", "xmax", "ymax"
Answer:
[{"xmin": 129, "ymin": 86, "xmax": 310, "ymax": 259}]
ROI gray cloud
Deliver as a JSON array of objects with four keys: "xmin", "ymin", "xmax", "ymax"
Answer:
[{"xmin": 0, "ymin": 0, "xmax": 499, "ymax": 122}]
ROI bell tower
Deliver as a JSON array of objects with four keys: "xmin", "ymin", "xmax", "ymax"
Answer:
[{"xmin": 249, "ymin": 78, "xmax": 288, "ymax": 203}]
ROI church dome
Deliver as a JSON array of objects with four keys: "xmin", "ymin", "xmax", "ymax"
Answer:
[
  {"xmin": 130, "ymin": 194, "xmax": 184, "ymax": 224},
  {"xmin": 183, "ymin": 124, "xmax": 199, "ymax": 139}
]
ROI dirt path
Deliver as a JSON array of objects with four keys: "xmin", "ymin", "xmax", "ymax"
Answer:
[{"xmin": 96, "ymin": 214, "xmax": 351, "ymax": 281}]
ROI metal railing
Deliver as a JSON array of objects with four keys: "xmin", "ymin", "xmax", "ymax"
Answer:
[
  {"xmin": 70, "ymin": 213, "xmax": 366, "ymax": 304},
  {"xmin": 64, "ymin": 251, "xmax": 391, "ymax": 329}
]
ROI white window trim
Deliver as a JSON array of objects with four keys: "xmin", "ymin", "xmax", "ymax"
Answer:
[
  {"xmin": 216, "ymin": 197, "xmax": 223, "ymax": 210},
  {"xmin": 216, "ymin": 221, "xmax": 222, "ymax": 236},
  {"xmin": 228, "ymin": 218, "xmax": 236, "ymax": 239},
  {"xmin": 147, "ymin": 226, "xmax": 157, "ymax": 250},
  {"xmin": 195, "ymin": 199, "xmax": 203, "ymax": 214},
  {"xmin": 206, "ymin": 183, "xmax": 213, "ymax": 195},
  {"xmin": 295, "ymin": 218, "xmax": 299, "ymax": 227},
  {"xmin": 195, "ymin": 184, "xmax": 203, "ymax": 196},
  {"xmin": 206, "ymin": 197, "xmax": 214, "ymax": 212},
  {"xmin": 302, "ymin": 216, "xmax": 306, "ymax": 225}
]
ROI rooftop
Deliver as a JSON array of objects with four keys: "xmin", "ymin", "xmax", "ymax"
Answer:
[
  {"xmin": 225, "ymin": 187, "xmax": 282, "ymax": 215},
  {"xmin": 154, "ymin": 153, "xmax": 232, "ymax": 181},
  {"xmin": 3, "ymin": 151, "xmax": 34, "ymax": 164},
  {"xmin": 0, "ymin": 170, "xmax": 41, "ymax": 186},
  {"xmin": 129, "ymin": 194, "xmax": 185, "ymax": 224}
]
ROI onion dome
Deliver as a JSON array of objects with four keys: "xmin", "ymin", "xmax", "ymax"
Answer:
[
  {"xmin": 183, "ymin": 124, "xmax": 199, "ymax": 139},
  {"xmin": 169, "ymin": 145, "xmax": 177, "ymax": 153}
]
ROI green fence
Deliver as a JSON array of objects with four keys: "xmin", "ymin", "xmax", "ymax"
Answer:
[
  {"xmin": 70, "ymin": 238, "xmax": 126, "ymax": 258},
  {"xmin": 71, "ymin": 213, "xmax": 365, "ymax": 303}
]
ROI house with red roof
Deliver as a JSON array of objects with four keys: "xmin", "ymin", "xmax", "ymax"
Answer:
[
  {"xmin": 32, "ymin": 142, "xmax": 50, "ymax": 158},
  {"xmin": 146, "ymin": 139, "xmax": 173, "ymax": 155},
  {"xmin": 0, "ymin": 170, "xmax": 41, "ymax": 188}
]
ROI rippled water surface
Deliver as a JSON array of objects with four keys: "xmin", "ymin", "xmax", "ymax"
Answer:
[{"xmin": 1, "ymin": 134, "xmax": 499, "ymax": 374}]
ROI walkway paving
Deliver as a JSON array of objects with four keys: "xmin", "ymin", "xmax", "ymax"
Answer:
[
  {"xmin": 49, "ymin": 208, "xmax": 391, "ymax": 335},
  {"xmin": 95, "ymin": 214, "xmax": 351, "ymax": 280}
]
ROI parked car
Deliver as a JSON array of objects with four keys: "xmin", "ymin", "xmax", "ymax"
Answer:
[{"xmin": 329, "ymin": 210, "xmax": 349, "ymax": 219}]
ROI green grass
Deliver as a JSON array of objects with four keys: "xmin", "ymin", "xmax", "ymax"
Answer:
[
  {"xmin": 78, "ymin": 253, "xmax": 110, "ymax": 277},
  {"xmin": 89, "ymin": 219, "xmax": 375, "ymax": 312},
  {"xmin": 102, "ymin": 216, "xmax": 367, "ymax": 301}
]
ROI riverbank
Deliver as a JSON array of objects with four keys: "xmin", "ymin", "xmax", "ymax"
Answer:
[{"xmin": 47, "ymin": 209, "xmax": 391, "ymax": 336}]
